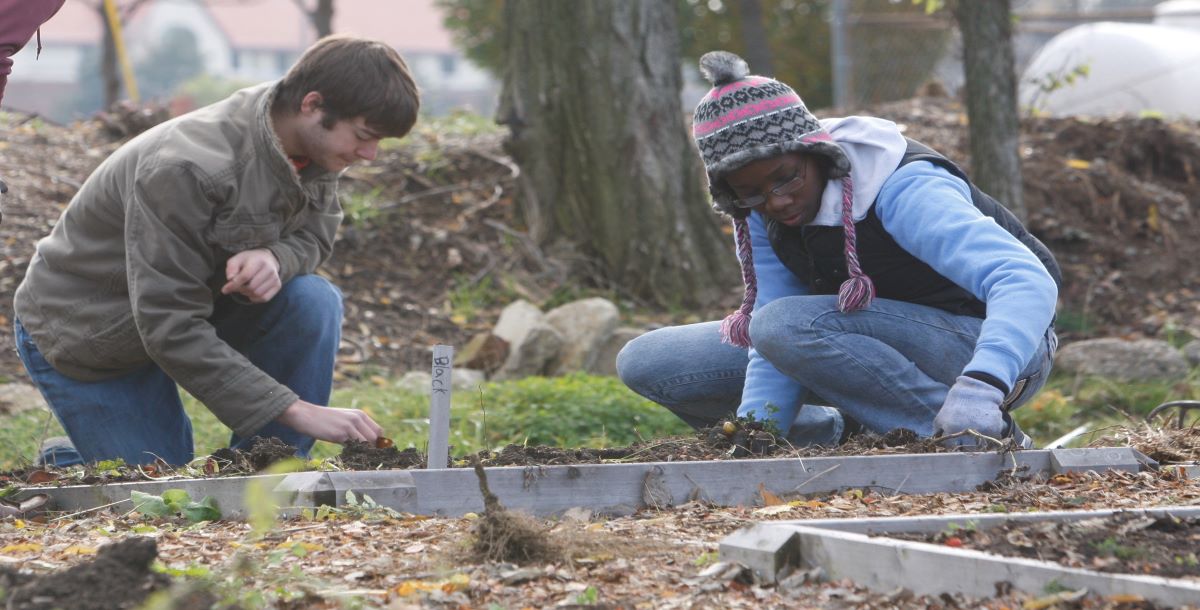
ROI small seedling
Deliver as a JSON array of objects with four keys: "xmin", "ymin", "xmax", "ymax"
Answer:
[
  {"xmin": 944, "ymin": 521, "xmax": 978, "ymax": 535},
  {"xmin": 341, "ymin": 490, "xmax": 404, "ymax": 519},
  {"xmin": 693, "ymin": 551, "xmax": 719, "ymax": 567},
  {"xmin": 130, "ymin": 489, "xmax": 221, "ymax": 523},
  {"xmin": 575, "ymin": 586, "xmax": 600, "ymax": 604},
  {"xmin": 1092, "ymin": 536, "xmax": 1143, "ymax": 560}
]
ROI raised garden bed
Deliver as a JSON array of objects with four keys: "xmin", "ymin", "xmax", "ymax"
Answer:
[
  {"xmin": 720, "ymin": 506, "xmax": 1200, "ymax": 606},
  {"xmin": 12, "ymin": 447, "xmax": 1156, "ymax": 519}
]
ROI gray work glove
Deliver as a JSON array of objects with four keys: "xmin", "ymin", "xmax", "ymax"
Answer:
[{"xmin": 932, "ymin": 375, "xmax": 1006, "ymax": 449}]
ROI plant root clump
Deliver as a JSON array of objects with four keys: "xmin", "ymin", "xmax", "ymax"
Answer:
[{"xmin": 468, "ymin": 461, "xmax": 562, "ymax": 565}]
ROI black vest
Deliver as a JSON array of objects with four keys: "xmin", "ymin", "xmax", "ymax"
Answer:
[{"xmin": 766, "ymin": 139, "xmax": 1062, "ymax": 319}]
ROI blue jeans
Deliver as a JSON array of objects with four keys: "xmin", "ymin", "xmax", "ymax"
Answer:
[
  {"xmin": 618, "ymin": 296, "xmax": 1055, "ymax": 443},
  {"xmin": 15, "ymin": 275, "xmax": 343, "ymax": 466}
]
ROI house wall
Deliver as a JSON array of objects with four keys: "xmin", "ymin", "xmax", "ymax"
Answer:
[
  {"xmin": 125, "ymin": 0, "xmax": 232, "ymax": 76},
  {"xmin": 4, "ymin": 0, "xmax": 499, "ymax": 122}
]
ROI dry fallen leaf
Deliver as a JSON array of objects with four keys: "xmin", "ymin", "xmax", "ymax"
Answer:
[{"xmin": 758, "ymin": 483, "xmax": 784, "ymax": 506}]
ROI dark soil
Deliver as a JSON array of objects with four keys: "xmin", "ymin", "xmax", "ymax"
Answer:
[
  {"xmin": 209, "ymin": 435, "xmax": 299, "ymax": 472},
  {"xmin": 892, "ymin": 511, "xmax": 1200, "ymax": 580},
  {"xmin": 0, "ymin": 436, "xmax": 303, "ymax": 486},
  {"xmin": 338, "ymin": 440, "xmax": 426, "ymax": 470},
  {"xmin": 473, "ymin": 424, "xmax": 941, "ymax": 467},
  {"xmin": 3, "ymin": 419, "xmax": 1043, "ymax": 486},
  {"xmin": 2, "ymin": 536, "xmax": 170, "ymax": 610}
]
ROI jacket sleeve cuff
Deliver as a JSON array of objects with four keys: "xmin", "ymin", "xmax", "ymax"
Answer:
[
  {"xmin": 963, "ymin": 371, "xmax": 1009, "ymax": 395},
  {"xmin": 199, "ymin": 370, "xmax": 300, "ymax": 439},
  {"xmin": 266, "ymin": 243, "xmax": 300, "ymax": 285}
]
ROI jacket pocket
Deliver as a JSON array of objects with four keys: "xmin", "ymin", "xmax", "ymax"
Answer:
[
  {"xmin": 83, "ymin": 313, "xmax": 149, "ymax": 371},
  {"xmin": 210, "ymin": 212, "xmax": 281, "ymax": 252}
]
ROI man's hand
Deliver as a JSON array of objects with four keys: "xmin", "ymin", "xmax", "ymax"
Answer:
[
  {"xmin": 275, "ymin": 399, "xmax": 383, "ymax": 444},
  {"xmin": 932, "ymin": 375, "xmax": 1006, "ymax": 450},
  {"xmin": 221, "ymin": 248, "xmax": 281, "ymax": 303}
]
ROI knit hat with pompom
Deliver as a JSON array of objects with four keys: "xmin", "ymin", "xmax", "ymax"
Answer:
[{"xmin": 692, "ymin": 51, "xmax": 873, "ymax": 347}]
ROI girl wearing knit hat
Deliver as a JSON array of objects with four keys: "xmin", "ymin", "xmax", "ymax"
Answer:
[{"xmin": 617, "ymin": 52, "xmax": 1060, "ymax": 450}]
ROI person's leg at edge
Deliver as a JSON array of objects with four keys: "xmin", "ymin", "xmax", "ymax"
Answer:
[
  {"xmin": 617, "ymin": 320, "xmax": 846, "ymax": 446},
  {"xmin": 751, "ymin": 296, "xmax": 985, "ymax": 437},
  {"xmin": 14, "ymin": 318, "xmax": 194, "ymax": 466},
  {"xmin": 214, "ymin": 274, "xmax": 342, "ymax": 457},
  {"xmin": 616, "ymin": 321, "xmax": 747, "ymax": 430}
]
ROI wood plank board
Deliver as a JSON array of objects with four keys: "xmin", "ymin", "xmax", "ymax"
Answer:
[
  {"xmin": 13, "ymin": 448, "xmax": 1153, "ymax": 519},
  {"xmin": 722, "ymin": 506, "xmax": 1200, "ymax": 605}
]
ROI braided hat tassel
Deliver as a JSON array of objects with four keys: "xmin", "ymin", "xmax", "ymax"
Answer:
[
  {"xmin": 836, "ymin": 175, "xmax": 875, "ymax": 312},
  {"xmin": 720, "ymin": 216, "xmax": 757, "ymax": 348}
]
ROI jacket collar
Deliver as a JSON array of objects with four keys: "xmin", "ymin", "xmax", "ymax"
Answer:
[{"xmin": 252, "ymin": 83, "xmax": 338, "ymax": 192}]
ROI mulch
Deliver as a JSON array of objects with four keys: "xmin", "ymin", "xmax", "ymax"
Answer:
[{"xmin": 2, "ymin": 465, "xmax": 1197, "ymax": 609}]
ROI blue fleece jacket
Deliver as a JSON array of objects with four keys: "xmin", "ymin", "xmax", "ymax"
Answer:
[{"xmin": 737, "ymin": 119, "xmax": 1058, "ymax": 433}]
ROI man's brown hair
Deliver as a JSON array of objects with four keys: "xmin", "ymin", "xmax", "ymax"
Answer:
[{"xmin": 274, "ymin": 35, "xmax": 419, "ymax": 138}]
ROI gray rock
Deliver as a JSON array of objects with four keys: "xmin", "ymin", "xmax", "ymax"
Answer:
[
  {"xmin": 544, "ymin": 298, "xmax": 619, "ymax": 374},
  {"xmin": 492, "ymin": 322, "xmax": 565, "ymax": 380},
  {"xmin": 1055, "ymin": 338, "xmax": 1190, "ymax": 382},
  {"xmin": 452, "ymin": 368, "xmax": 487, "ymax": 391},
  {"xmin": 395, "ymin": 371, "xmax": 432, "ymax": 394},
  {"xmin": 587, "ymin": 327, "xmax": 646, "ymax": 377},
  {"xmin": 1183, "ymin": 339, "xmax": 1200, "ymax": 367},
  {"xmin": 492, "ymin": 300, "xmax": 544, "ymax": 345}
]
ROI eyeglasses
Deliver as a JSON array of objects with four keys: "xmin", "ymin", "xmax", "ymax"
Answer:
[{"xmin": 731, "ymin": 159, "xmax": 808, "ymax": 209}]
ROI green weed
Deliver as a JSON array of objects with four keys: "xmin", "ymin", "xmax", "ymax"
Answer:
[
  {"xmin": 1092, "ymin": 536, "xmax": 1143, "ymax": 560},
  {"xmin": 447, "ymin": 274, "xmax": 517, "ymax": 325},
  {"xmin": 130, "ymin": 489, "xmax": 222, "ymax": 523},
  {"xmin": 340, "ymin": 186, "xmax": 385, "ymax": 228}
]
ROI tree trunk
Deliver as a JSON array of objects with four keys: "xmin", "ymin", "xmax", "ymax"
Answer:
[
  {"xmin": 97, "ymin": 3, "xmax": 120, "ymax": 108},
  {"xmin": 954, "ymin": 0, "xmax": 1024, "ymax": 219},
  {"xmin": 497, "ymin": 0, "xmax": 735, "ymax": 309},
  {"xmin": 311, "ymin": 0, "xmax": 334, "ymax": 38},
  {"xmin": 292, "ymin": 0, "xmax": 335, "ymax": 38},
  {"xmin": 737, "ymin": 0, "xmax": 774, "ymax": 76}
]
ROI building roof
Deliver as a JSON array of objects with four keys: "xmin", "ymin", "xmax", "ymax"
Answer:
[{"xmin": 40, "ymin": 0, "xmax": 456, "ymax": 54}]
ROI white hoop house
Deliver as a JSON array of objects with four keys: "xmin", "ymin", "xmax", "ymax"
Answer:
[{"xmin": 1018, "ymin": 21, "xmax": 1200, "ymax": 119}]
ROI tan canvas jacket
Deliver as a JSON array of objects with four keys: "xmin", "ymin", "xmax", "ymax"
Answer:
[{"xmin": 14, "ymin": 82, "xmax": 343, "ymax": 438}]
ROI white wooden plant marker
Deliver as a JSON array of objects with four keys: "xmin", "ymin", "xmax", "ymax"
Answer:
[{"xmin": 426, "ymin": 344, "xmax": 453, "ymax": 470}]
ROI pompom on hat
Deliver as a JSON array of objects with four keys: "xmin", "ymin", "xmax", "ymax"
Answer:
[{"xmin": 692, "ymin": 51, "xmax": 874, "ymax": 347}]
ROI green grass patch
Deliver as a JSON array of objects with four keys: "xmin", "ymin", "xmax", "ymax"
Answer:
[
  {"xmin": 5, "ymin": 367, "xmax": 1199, "ymax": 470},
  {"xmin": 0, "ymin": 373, "xmax": 688, "ymax": 470},
  {"xmin": 316, "ymin": 372, "xmax": 688, "ymax": 459}
]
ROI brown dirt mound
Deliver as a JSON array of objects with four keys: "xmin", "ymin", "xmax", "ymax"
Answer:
[
  {"xmin": 337, "ymin": 440, "xmax": 425, "ymax": 470},
  {"xmin": 3, "ymin": 536, "xmax": 170, "ymax": 610},
  {"xmin": 472, "ymin": 424, "xmax": 942, "ymax": 467},
  {"xmin": 203, "ymin": 436, "xmax": 301, "ymax": 474}
]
